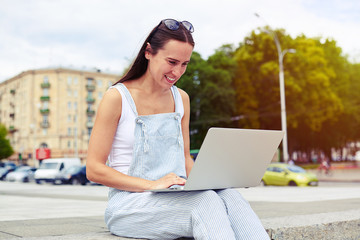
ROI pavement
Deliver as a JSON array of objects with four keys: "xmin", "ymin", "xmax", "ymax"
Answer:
[{"xmin": 1, "ymin": 168, "xmax": 360, "ymax": 240}]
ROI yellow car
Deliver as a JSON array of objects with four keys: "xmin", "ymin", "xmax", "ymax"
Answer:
[{"xmin": 261, "ymin": 163, "xmax": 318, "ymax": 187}]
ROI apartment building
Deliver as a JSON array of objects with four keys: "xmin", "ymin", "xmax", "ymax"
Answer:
[{"xmin": 0, "ymin": 68, "xmax": 120, "ymax": 165}]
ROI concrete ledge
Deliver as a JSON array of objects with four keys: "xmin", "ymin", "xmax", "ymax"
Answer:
[
  {"xmin": 2, "ymin": 182, "xmax": 360, "ymax": 240},
  {"xmin": 10, "ymin": 212, "xmax": 360, "ymax": 240},
  {"xmin": 266, "ymin": 219, "xmax": 360, "ymax": 240},
  {"xmin": 263, "ymin": 209, "xmax": 360, "ymax": 240},
  {"xmin": 17, "ymin": 220, "xmax": 360, "ymax": 240}
]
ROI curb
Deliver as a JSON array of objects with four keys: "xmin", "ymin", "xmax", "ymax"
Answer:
[{"xmin": 266, "ymin": 219, "xmax": 360, "ymax": 240}]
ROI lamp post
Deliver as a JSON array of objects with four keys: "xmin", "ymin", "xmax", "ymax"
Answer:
[
  {"xmin": 278, "ymin": 48, "xmax": 295, "ymax": 163},
  {"xmin": 254, "ymin": 13, "xmax": 295, "ymax": 163}
]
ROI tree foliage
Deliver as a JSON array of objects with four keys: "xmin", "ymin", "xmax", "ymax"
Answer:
[
  {"xmin": 177, "ymin": 50, "xmax": 236, "ymax": 149},
  {"xmin": 0, "ymin": 124, "xmax": 14, "ymax": 160},
  {"xmin": 179, "ymin": 26, "xmax": 360, "ymax": 161}
]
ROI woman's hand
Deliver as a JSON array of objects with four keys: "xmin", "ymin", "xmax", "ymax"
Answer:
[{"xmin": 150, "ymin": 172, "xmax": 186, "ymax": 190}]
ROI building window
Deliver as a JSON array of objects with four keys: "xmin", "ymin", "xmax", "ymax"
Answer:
[
  {"xmin": 43, "ymin": 88, "xmax": 49, "ymax": 96},
  {"xmin": 67, "ymin": 76, "xmax": 72, "ymax": 85},
  {"xmin": 67, "ymin": 90, "xmax": 72, "ymax": 97},
  {"xmin": 108, "ymin": 81, "xmax": 113, "ymax": 87},
  {"xmin": 74, "ymin": 90, "xmax": 78, "ymax": 97},
  {"xmin": 87, "ymin": 127, "xmax": 92, "ymax": 137},
  {"xmin": 67, "ymin": 102, "xmax": 71, "ymax": 110},
  {"xmin": 42, "ymin": 101, "xmax": 49, "ymax": 109},
  {"xmin": 97, "ymin": 80, "xmax": 102, "ymax": 87},
  {"xmin": 67, "ymin": 141, "xmax": 71, "ymax": 148},
  {"xmin": 74, "ymin": 115, "xmax": 77, "ymax": 123},
  {"xmin": 87, "ymin": 77, "xmax": 94, "ymax": 84},
  {"xmin": 43, "ymin": 76, "xmax": 49, "ymax": 83},
  {"xmin": 40, "ymin": 143, "xmax": 48, "ymax": 148},
  {"xmin": 74, "ymin": 102, "xmax": 77, "ymax": 111},
  {"xmin": 67, "ymin": 115, "xmax": 71, "ymax": 123},
  {"xmin": 74, "ymin": 77, "xmax": 78, "ymax": 85},
  {"xmin": 74, "ymin": 127, "xmax": 77, "ymax": 136},
  {"xmin": 68, "ymin": 127, "xmax": 72, "ymax": 136},
  {"xmin": 42, "ymin": 129, "xmax": 47, "ymax": 135},
  {"xmin": 98, "ymin": 92, "xmax": 103, "ymax": 99}
]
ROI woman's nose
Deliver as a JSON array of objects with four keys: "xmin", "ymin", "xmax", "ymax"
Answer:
[{"xmin": 172, "ymin": 65, "xmax": 183, "ymax": 77}]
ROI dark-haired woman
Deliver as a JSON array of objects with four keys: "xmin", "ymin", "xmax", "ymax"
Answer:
[{"xmin": 86, "ymin": 19, "xmax": 269, "ymax": 240}]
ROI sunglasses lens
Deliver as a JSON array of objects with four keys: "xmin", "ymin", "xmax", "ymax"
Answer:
[
  {"xmin": 181, "ymin": 21, "xmax": 194, "ymax": 33},
  {"xmin": 164, "ymin": 19, "xmax": 180, "ymax": 31}
]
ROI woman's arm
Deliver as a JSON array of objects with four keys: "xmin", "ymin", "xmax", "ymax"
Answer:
[
  {"xmin": 179, "ymin": 88, "xmax": 194, "ymax": 177},
  {"xmin": 86, "ymin": 88, "xmax": 185, "ymax": 191}
]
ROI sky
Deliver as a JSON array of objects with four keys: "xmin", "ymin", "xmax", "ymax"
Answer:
[{"xmin": 1, "ymin": 0, "xmax": 360, "ymax": 82}]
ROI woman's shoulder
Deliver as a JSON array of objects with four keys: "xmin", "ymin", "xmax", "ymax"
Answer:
[
  {"xmin": 99, "ymin": 87, "xmax": 123, "ymax": 112},
  {"xmin": 105, "ymin": 87, "xmax": 123, "ymax": 100},
  {"xmin": 175, "ymin": 87, "xmax": 190, "ymax": 102}
]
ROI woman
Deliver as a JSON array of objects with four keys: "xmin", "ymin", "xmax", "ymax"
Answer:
[{"xmin": 86, "ymin": 19, "xmax": 269, "ymax": 240}]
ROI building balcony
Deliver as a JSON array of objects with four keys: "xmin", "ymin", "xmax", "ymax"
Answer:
[
  {"xmin": 10, "ymin": 89, "xmax": 15, "ymax": 94},
  {"xmin": 86, "ymin": 109, "xmax": 95, "ymax": 116},
  {"xmin": 40, "ymin": 121, "xmax": 50, "ymax": 128},
  {"xmin": 86, "ymin": 121, "xmax": 94, "ymax": 128},
  {"xmin": 9, "ymin": 113, "xmax": 15, "ymax": 118},
  {"xmin": 40, "ymin": 96, "xmax": 50, "ymax": 101},
  {"xmin": 41, "ymin": 82, "xmax": 51, "ymax": 88},
  {"xmin": 40, "ymin": 109, "xmax": 50, "ymax": 115},
  {"xmin": 9, "ymin": 125, "xmax": 17, "ymax": 133},
  {"xmin": 86, "ymin": 84, "xmax": 95, "ymax": 91},
  {"xmin": 86, "ymin": 97, "xmax": 95, "ymax": 104}
]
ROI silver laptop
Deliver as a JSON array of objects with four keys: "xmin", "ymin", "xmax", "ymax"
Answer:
[{"xmin": 148, "ymin": 127, "xmax": 284, "ymax": 192}]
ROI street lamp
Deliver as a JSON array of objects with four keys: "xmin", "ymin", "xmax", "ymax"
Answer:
[{"xmin": 254, "ymin": 13, "xmax": 296, "ymax": 163}]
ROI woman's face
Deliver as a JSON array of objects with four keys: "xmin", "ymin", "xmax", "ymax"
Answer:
[{"xmin": 146, "ymin": 39, "xmax": 193, "ymax": 88}]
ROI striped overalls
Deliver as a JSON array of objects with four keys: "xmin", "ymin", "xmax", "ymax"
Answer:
[{"xmin": 105, "ymin": 84, "xmax": 270, "ymax": 240}]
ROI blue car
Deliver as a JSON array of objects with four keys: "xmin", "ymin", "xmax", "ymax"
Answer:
[
  {"xmin": 0, "ymin": 167, "xmax": 11, "ymax": 180},
  {"xmin": 55, "ymin": 165, "xmax": 88, "ymax": 185}
]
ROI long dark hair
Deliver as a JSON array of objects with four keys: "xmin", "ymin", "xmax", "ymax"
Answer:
[{"xmin": 114, "ymin": 20, "xmax": 195, "ymax": 84}]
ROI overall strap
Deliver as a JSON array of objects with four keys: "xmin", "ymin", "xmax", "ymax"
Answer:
[
  {"xmin": 117, "ymin": 83, "xmax": 181, "ymax": 116},
  {"xmin": 171, "ymin": 85, "xmax": 181, "ymax": 114},
  {"xmin": 117, "ymin": 83, "xmax": 138, "ymax": 116}
]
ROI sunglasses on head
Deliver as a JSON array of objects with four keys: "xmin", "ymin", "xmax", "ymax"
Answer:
[
  {"xmin": 147, "ymin": 19, "xmax": 194, "ymax": 43},
  {"xmin": 162, "ymin": 19, "xmax": 194, "ymax": 33}
]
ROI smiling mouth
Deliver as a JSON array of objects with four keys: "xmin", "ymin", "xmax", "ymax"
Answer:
[{"xmin": 165, "ymin": 75, "xmax": 176, "ymax": 83}]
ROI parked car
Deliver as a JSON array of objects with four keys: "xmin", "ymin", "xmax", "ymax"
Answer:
[
  {"xmin": 5, "ymin": 166, "xmax": 37, "ymax": 182},
  {"xmin": 55, "ymin": 165, "xmax": 88, "ymax": 185},
  {"xmin": 35, "ymin": 158, "xmax": 81, "ymax": 184},
  {"xmin": 0, "ymin": 167, "xmax": 12, "ymax": 180},
  {"xmin": 0, "ymin": 162, "xmax": 17, "ymax": 171},
  {"xmin": 261, "ymin": 163, "xmax": 318, "ymax": 187}
]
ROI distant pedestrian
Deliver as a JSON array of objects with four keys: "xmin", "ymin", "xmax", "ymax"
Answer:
[{"xmin": 86, "ymin": 19, "xmax": 269, "ymax": 239}]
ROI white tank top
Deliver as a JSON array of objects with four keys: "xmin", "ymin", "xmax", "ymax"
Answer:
[{"xmin": 107, "ymin": 84, "xmax": 184, "ymax": 174}]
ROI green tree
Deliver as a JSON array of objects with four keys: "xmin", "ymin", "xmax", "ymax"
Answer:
[
  {"xmin": 0, "ymin": 124, "xmax": 14, "ymax": 160},
  {"xmin": 180, "ymin": 27, "xmax": 360, "ymax": 160},
  {"xmin": 233, "ymin": 28, "xmax": 295, "ymax": 130},
  {"xmin": 232, "ymin": 28, "xmax": 345, "ymax": 160},
  {"xmin": 286, "ymin": 36, "xmax": 343, "ymax": 158},
  {"xmin": 315, "ymin": 40, "xmax": 360, "ymax": 159},
  {"xmin": 177, "ymin": 50, "xmax": 236, "ymax": 149}
]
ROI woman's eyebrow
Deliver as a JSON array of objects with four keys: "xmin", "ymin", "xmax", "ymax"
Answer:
[
  {"xmin": 167, "ymin": 57, "xmax": 190, "ymax": 64},
  {"xmin": 167, "ymin": 57, "xmax": 180, "ymax": 62}
]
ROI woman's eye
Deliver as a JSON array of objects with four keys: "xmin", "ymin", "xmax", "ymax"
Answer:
[{"xmin": 169, "ymin": 61, "xmax": 176, "ymax": 65}]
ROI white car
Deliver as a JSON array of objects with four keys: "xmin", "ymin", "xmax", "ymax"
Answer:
[
  {"xmin": 35, "ymin": 158, "xmax": 81, "ymax": 184},
  {"xmin": 6, "ymin": 166, "xmax": 37, "ymax": 182}
]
